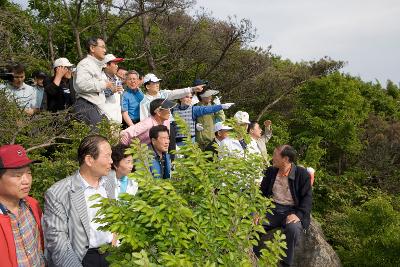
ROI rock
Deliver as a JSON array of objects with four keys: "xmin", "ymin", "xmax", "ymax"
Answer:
[{"xmin": 292, "ymin": 218, "xmax": 342, "ymax": 267}]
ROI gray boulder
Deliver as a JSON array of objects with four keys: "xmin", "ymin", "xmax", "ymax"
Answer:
[{"xmin": 292, "ymin": 218, "xmax": 342, "ymax": 267}]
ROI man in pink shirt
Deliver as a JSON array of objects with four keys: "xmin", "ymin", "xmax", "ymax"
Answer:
[{"xmin": 120, "ymin": 98, "xmax": 177, "ymax": 145}]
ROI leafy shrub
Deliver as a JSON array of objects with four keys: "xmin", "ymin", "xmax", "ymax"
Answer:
[{"xmin": 93, "ymin": 117, "xmax": 286, "ymax": 266}]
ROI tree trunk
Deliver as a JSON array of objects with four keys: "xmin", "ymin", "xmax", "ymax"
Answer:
[
  {"xmin": 74, "ymin": 27, "xmax": 83, "ymax": 59},
  {"xmin": 138, "ymin": 0, "xmax": 156, "ymax": 72},
  {"xmin": 97, "ymin": 0, "xmax": 107, "ymax": 40},
  {"xmin": 48, "ymin": 24, "xmax": 55, "ymax": 63}
]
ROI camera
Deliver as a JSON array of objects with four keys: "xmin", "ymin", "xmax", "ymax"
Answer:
[{"xmin": 0, "ymin": 66, "xmax": 13, "ymax": 82}]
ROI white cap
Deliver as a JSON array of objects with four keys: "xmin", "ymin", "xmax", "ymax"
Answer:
[
  {"xmin": 53, "ymin": 58, "xmax": 74, "ymax": 68},
  {"xmin": 214, "ymin": 122, "xmax": 232, "ymax": 132},
  {"xmin": 234, "ymin": 111, "xmax": 250, "ymax": 124},
  {"xmin": 103, "ymin": 54, "xmax": 124, "ymax": 64},
  {"xmin": 143, "ymin": 73, "xmax": 162, "ymax": 84}
]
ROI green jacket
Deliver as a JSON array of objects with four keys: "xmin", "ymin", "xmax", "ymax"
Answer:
[{"xmin": 195, "ymin": 102, "xmax": 225, "ymax": 150}]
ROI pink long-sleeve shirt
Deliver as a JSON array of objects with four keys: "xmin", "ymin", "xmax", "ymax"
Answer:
[{"xmin": 120, "ymin": 116, "xmax": 170, "ymax": 145}]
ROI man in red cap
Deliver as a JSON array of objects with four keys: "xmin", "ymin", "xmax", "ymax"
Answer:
[
  {"xmin": 100, "ymin": 54, "xmax": 124, "ymax": 123},
  {"xmin": 0, "ymin": 144, "xmax": 45, "ymax": 267}
]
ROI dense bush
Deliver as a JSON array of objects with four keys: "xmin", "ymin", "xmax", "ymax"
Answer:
[{"xmin": 92, "ymin": 118, "xmax": 286, "ymax": 266}]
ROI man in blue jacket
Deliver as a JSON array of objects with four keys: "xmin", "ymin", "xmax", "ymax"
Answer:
[
  {"xmin": 149, "ymin": 125, "xmax": 171, "ymax": 179},
  {"xmin": 255, "ymin": 145, "xmax": 312, "ymax": 267}
]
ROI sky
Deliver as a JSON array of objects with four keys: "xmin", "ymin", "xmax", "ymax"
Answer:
[
  {"xmin": 194, "ymin": 0, "xmax": 400, "ymax": 85},
  {"xmin": 12, "ymin": 0, "xmax": 400, "ymax": 85}
]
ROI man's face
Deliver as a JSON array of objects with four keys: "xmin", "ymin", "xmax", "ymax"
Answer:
[
  {"xmin": 146, "ymin": 82, "xmax": 160, "ymax": 95},
  {"xmin": 126, "ymin": 74, "xmax": 140, "ymax": 89},
  {"xmin": 90, "ymin": 39, "xmax": 106, "ymax": 61},
  {"xmin": 155, "ymin": 108, "xmax": 170, "ymax": 121},
  {"xmin": 105, "ymin": 62, "xmax": 118, "ymax": 75},
  {"xmin": 64, "ymin": 68, "xmax": 73, "ymax": 79},
  {"xmin": 152, "ymin": 131, "xmax": 170, "ymax": 154},
  {"xmin": 201, "ymin": 96, "xmax": 212, "ymax": 104},
  {"xmin": 85, "ymin": 141, "xmax": 113, "ymax": 177},
  {"xmin": 250, "ymin": 123, "xmax": 262, "ymax": 139},
  {"xmin": 217, "ymin": 130, "xmax": 229, "ymax": 140},
  {"xmin": 34, "ymin": 77, "xmax": 44, "ymax": 87},
  {"xmin": 12, "ymin": 72, "xmax": 25, "ymax": 88},
  {"xmin": 272, "ymin": 148, "xmax": 287, "ymax": 169},
  {"xmin": 0, "ymin": 166, "xmax": 32, "ymax": 201},
  {"xmin": 117, "ymin": 69, "xmax": 127, "ymax": 82}
]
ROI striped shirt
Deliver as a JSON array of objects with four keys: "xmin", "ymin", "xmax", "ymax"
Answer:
[{"xmin": 8, "ymin": 200, "xmax": 45, "ymax": 267}]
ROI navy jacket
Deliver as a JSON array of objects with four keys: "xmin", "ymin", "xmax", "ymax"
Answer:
[
  {"xmin": 260, "ymin": 164, "xmax": 312, "ymax": 229},
  {"xmin": 149, "ymin": 147, "xmax": 171, "ymax": 179}
]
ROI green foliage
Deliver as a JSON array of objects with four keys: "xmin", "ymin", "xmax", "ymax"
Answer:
[
  {"xmin": 93, "ymin": 116, "xmax": 286, "ymax": 266},
  {"xmin": 324, "ymin": 197, "xmax": 400, "ymax": 267},
  {"xmin": 292, "ymin": 72, "xmax": 370, "ymax": 173}
]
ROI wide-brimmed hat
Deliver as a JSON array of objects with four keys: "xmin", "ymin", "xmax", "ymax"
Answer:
[{"xmin": 199, "ymin": 89, "xmax": 219, "ymax": 98}]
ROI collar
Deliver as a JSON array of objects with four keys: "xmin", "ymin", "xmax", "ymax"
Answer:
[
  {"xmin": 78, "ymin": 171, "xmax": 105, "ymax": 190},
  {"xmin": 150, "ymin": 144, "xmax": 165, "ymax": 160},
  {"xmin": 215, "ymin": 138, "xmax": 222, "ymax": 146},
  {"xmin": 0, "ymin": 199, "xmax": 27, "ymax": 215},
  {"xmin": 87, "ymin": 54, "xmax": 106, "ymax": 68},
  {"xmin": 127, "ymin": 87, "xmax": 140, "ymax": 92},
  {"xmin": 178, "ymin": 104, "xmax": 190, "ymax": 110},
  {"xmin": 105, "ymin": 72, "xmax": 117, "ymax": 81},
  {"xmin": 9, "ymin": 82, "xmax": 27, "ymax": 90},
  {"xmin": 287, "ymin": 163, "xmax": 296, "ymax": 180}
]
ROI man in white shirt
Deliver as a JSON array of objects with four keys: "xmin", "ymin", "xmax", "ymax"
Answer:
[
  {"xmin": 204, "ymin": 122, "xmax": 233, "ymax": 156},
  {"xmin": 44, "ymin": 135, "xmax": 115, "ymax": 267},
  {"xmin": 74, "ymin": 37, "xmax": 114, "ymax": 126},
  {"xmin": 100, "ymin": 54, "xmax": 124, "ymax": 123},
  {"xmin": 1, "ymin": 63, "xmax": 40, "ymax": 115},
  {"xmin": 247, "ymin": 120, "xmax": 273, "ymax": 164}
]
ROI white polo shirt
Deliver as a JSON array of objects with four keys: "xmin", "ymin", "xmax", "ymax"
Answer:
[{"xmin": 79, "ymin": 172, "xmax": 113, "ymax": 248}]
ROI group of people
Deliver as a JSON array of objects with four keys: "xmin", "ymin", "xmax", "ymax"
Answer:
[{"xmin": 0, "ymin": 36, "xmax": 312, "ymax": 267}]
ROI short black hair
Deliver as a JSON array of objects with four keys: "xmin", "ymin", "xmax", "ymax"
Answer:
[
  {"xmin": 149, "ymin": 98, "xmax": 164, "ymax": 116},
  {"xmin": 86, "ymin": 37, "xmax": 103, "ymax": 53},
  {"xmin": 77, "ymin": 135, "xmax": 109, "ymax": 166},
  {"xmin": 8, "ymin": 63, "xmax": 25, "ymax": 74},
  {"xmin": 117, "ymin": 66, "xmax": 127, "ymax": 71},
  {"xmin": 32, "ymin": 70, "xmax": 47, "ymax": 79},
  {"xmin": 149, "ymin": 125, "xmax": 169, "ymax": 140},
  {"xmin": 278, "ymin": 145, "xmax": 297, "ymax": 163},
  {"xmin": 247, "ymin": 121, "xmax": 258, "ymax": 133},
  {"xmin": 111, "ymin": 144, "xmax": 130, "ymax": 170}
]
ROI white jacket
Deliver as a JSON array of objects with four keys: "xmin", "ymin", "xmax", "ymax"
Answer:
[{"xmin": 74, "ymin": 55, "xmax": 107, "ymax": 106}]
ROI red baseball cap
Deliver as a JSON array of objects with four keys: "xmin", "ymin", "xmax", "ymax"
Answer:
[{"xmin": 0, "ymin": 145, "xmax": 35, "ymax": 169}]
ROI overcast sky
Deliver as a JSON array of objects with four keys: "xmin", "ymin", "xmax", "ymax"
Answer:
[
  {"xmin": 12, "ymin": 0, "xmax": 400, "ymax": 85},
  {"xmin": 195, "ymin": 0, "xmax": 400, "ymax": 85}
]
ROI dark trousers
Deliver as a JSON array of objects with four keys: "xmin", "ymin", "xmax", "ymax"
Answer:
[
  {"xmin": 254, "ymin": 203, "xmax": 303, "ymax": 266},
  {"xmin": 74, "ymin": 98, "xmax": 107, "ymax": 126},
  {"xmin": 169, "ymin": 121, "xmax": 177, "ymax": 161},
  {"xmin": 82, "ymin": 248, "xmax": 109, "ymax": 267}
]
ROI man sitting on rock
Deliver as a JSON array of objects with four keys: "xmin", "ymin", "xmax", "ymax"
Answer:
[{"xmin": 254, "ymin": 145, "xmax": 312, "ymax": 267}]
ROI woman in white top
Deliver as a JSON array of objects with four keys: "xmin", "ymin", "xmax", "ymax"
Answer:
[{"xmin": 108, "ymin": 143, "xmax": 138, "ymax": 198}]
